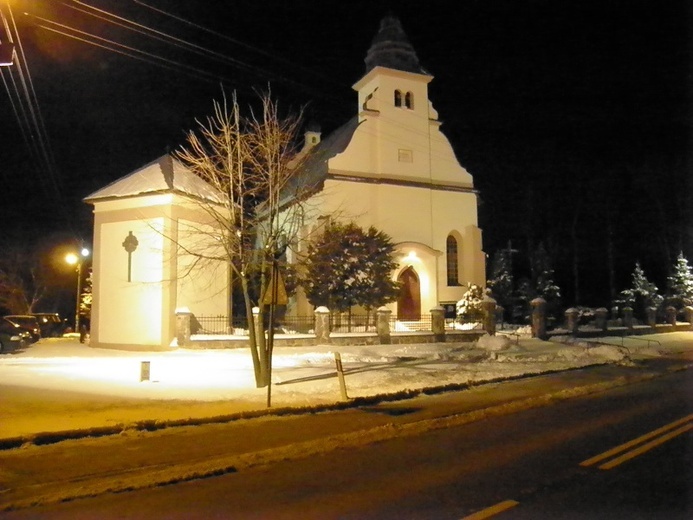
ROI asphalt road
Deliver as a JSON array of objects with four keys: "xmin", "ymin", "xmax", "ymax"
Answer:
[{"xmin": 1, "ymin": 367, "xmax": 690, "ymax": 519}]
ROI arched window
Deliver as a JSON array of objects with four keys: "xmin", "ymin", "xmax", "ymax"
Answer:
[
  {"xmin": 394, "ymin": 89, "xmax": 402, "ymax": 107},
  {"xmin": 405, "ymin": 91, "xmax": 414, "ymax": 109},
  {"xmin": 446, "ymin": 235, "xmax": 459, "ymax": 286}
]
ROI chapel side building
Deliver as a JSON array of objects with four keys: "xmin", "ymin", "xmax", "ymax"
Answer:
[
  {"xmin": 291, "ymin": 15, "xmax": 485, "ymax": 320},
  {"xmin": 84, "ymin": 156, "xmax": 230, "ymax": 350}
]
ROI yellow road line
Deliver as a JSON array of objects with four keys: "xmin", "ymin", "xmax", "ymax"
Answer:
[
  {"xmin": 599, "ymin": 423, "xmax": 692, "ymax": 470},
  {"xmin": 461, "ymin": 499, "xmax": 520, "ymax": 520},
  {"xmin": 580, "ymin": 413, "xmax": 693, "ymax": 467}
]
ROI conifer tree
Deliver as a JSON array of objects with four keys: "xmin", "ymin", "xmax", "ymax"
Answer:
[
  {"xmin": 666, "ymin": 252, "xmax": 693, "ymax": 309},
  {"xmin": 532, "ymin": 243, "xmax": 561, "ymax": 317},
  {"xmin": 456, "ymin": 283, "xmax": 485, "ymax": 323},
  {"xmin": 302, "ymin": 221, "xmax": 400, "ymax": 322},
  {"xmin": 354, "ymin": 226, "xmax": 401, "ymax": 318},
  {"xmin": 618, "ymin": 262, "xmax": 662, "ymax": 320},
  {"xmin": 486, "ymin": 249, "xmax": 513, "ymax": 318}
]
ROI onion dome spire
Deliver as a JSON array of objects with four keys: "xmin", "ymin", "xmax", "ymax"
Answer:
[{"xmin": 364, "ymin": 14, "xmax": 427, "ymax": 74}]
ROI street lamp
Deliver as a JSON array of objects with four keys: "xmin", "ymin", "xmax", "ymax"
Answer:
[{"xmin": 65, "ymin": 248, "xmax": 90, "ymax": 333}]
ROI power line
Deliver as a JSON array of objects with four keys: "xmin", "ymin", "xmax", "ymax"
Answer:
[
  {"xmin": 131, "ymin": 0, "xmax": 348, "ymax": 92},
  {"xmin": 65, "ymin": 1, "xmax": 269, "ymax": 80},
  {"xmin": 0, "ymin": 4, "xmax": 66, "ymax": 207},
  {"xmin": 65, "ymin": 0, "xmax": 348, "ymax": 103},
  {"xmin": 32, "ymin": 16, "xmax": 237, "ymax": 85}
]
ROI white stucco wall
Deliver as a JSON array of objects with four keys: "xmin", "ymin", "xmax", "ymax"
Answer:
[
  {"xmin": 89, "ymin": 193, "xmax": 229, "ymax": 349},
  {"xmin": 96, "ymin": 218, "xmax": 167, "ymax": 346},
  {"xmin": 295, "ymin": 178, "xmax": 483, "ymax": 314},
  {"xmin": 175, "ymin": 219, "xmax": 229, "ymax": 319}
]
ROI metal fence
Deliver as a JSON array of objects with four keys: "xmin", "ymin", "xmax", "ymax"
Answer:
[
  {"xmin": 194, "ymin": 315, "xmax": 234, "ymax": 335},
  {"xmin": 192, "ymin": 313, "xmax": 478, "ymax": 336}
]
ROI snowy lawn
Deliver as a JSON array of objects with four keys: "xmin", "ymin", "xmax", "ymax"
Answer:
[{"xmin": 0, "ymin": 332, "xmax": 691, "ymax": 438}]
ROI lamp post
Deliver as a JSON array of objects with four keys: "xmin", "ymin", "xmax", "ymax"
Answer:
[{"xmin": 65, "ymin": 248, "xmax": 90, "ymax": 333}]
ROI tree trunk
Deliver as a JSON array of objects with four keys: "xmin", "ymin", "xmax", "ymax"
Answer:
[{"xmin": 241, "ymin": 277, "xmax": 264, "ymax": 388}]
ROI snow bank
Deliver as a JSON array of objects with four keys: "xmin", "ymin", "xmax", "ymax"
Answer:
[{"xmin": 476, "ymin": 334, "xmax": 513, "ymax": 351}]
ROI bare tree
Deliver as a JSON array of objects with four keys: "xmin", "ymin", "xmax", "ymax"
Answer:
[
  {"xmin": 0, "ymin": 247, "xmax": 45, "ymax": 314},
  {"xmin": 175, "ymin": 91, "xmax": 313, "ymax": 394}
]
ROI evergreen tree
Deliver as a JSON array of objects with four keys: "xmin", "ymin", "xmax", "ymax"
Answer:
[
  {"xmin": 532, "ymin": 243, "xmax": 561, "ymax": 318},
  {"xmin": 353, "ymin": 226, "xmax": 401, "ymax": 315},
  {"xmin": 456, "ymin": 283, "xmax": 485, "ymax": 323},
  {"xmin": 302, "ymin": 221, "xmax": 400, "ymax": 317},
  {"xmin": 79, "ymin": 268, "xmax": 93, "ymax": 323},
  {"xmin": 505, "ymin": 243, "xmax": 562, "ymax": 324},
  {"xmin": 486, "ymin": 249, "xmax": 513, "ymax": 318},
  {"xmin": 666, "ymin": 252, "xmax": 693, "ymax": 309},
  {"xmin": 617, "ymin": 262, "xmax": 662, "ymax": 320}
]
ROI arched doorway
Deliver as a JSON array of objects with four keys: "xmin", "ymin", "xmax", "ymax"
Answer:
[{"xmin": 397, "ymin": 266, "xmax": 421, "ymax": 320}]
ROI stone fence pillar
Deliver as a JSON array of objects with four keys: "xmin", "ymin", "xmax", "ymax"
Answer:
[
  {"xmin": 565, "ymin": 307, "xmax": 579, "ymax": 335},
  {"xmin": 623, "ymin": 307, "xmax": 633, "ymax": 330},
  {"xmin": 646, "ymin": 306, "xmax": 657, "ymax": 328},
  {"xmin": 610, "ymin": 306, "xmax": 619, "ymax": 323},
  {"xmin": 314, "ymin": 306, "xmax": 331, "ymax": 344},
  {"xmin": 481, "ymin": 295, "xmax": 497, "ymax": 336},
  {"xmin": 665, "ymin": 306, "xmax": 677, "ymax": 326},
  {"xmin": 531, "ymin": 297, "xmax": 547, "ymax": 340},
  {"xmin": 684, "ymin": 306, "xmax": 693, "ymax": 331},
  {"xmin": 175, "ymin": 307, "xmax": 192, "ymax": 347},
  {"xmin": 430, "ymin": 306, "xmax": 445, "ymax": 342},
  {"xmin": 376, "ymin": 306, "xmax": 392, "ymax": 345},
  {"xmin": 595, "ymin": 307, "xmax": 608, "ymax": 332}
]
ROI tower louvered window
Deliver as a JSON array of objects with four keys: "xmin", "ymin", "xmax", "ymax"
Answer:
[{"xmin": 405, "ymin": 91, "xmax": 414, "ymax": 109}]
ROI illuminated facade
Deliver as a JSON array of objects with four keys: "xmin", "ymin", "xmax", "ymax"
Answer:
[
  {"xmin": 85, "ymin": 156, "xmax": 229, "ymax": 350},
  {"xmin": 290, "ymin": 15, "xmax": 485, "ymax": 319},
  {"xmin": 85, "ymin": 15, "xmax": 485, "ymax": 349}
]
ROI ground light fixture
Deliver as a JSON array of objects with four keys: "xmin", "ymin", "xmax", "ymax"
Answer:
[{"xmin": 65, "ymin": 248, "xmax": 90, "ymax": 332}]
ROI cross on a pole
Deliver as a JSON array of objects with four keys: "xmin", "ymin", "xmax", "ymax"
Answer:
[{"xmin": 122, "ymin": 231, "xmax": 139, "ymax": 282}]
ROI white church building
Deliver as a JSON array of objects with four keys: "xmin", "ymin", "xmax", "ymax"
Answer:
[
  {"xmin": 84, "ymin": 15, "xmax": 485, "ymax": 350},
  {"xmin": 289, "ymin": 14, "xmax": 485, "ymax": 321}
]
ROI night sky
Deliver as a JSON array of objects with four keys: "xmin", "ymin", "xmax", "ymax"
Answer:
[{"xmin": 1, "ymin": 0, "xmax": 691, "ymax": 306}]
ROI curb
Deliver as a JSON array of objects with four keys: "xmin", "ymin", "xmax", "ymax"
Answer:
[
  {"xmin": 0, "ymin": 363, "xmax": 610, "ymax": 452},
  {"xmin": 2, "ymin": 363, "xmax": 687, "ymax": 512}
]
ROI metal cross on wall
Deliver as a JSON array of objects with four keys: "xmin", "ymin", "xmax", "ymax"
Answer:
[{"xmin": 122, "ymin": 231, "xmax": 139, "ymax": 282}]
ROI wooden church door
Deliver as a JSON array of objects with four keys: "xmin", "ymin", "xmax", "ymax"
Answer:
[{"xmin": 397, "ymin": 266, "xmax": 421, "ymax": 320}]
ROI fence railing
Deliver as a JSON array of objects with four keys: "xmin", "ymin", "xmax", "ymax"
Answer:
[
  {"xmin": 193, "ymin": 314, "xmax": 480, "ymax": 336},
  {"xmin": 193, "ymin": 315, "xmax": 229, "ymax": 335},
  {"xmin": 181, "ymin": 301, "xmax": 693, "ymax": 346},
  {"xmin": 192, "ymin": 313, "xmax": 485, "ymax": 337}
]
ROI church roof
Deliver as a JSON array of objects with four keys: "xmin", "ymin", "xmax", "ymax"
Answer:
[
  {"xmin": 280, "ymin": 116, "xmax": 361, "ymax": 205},
  {"xmin": 84, "ymin": 155, "xmax": 224, "ymax": 204},
  {"xmin": 364, "ymin": 14, "xmax": 428, "ymax": 75}
]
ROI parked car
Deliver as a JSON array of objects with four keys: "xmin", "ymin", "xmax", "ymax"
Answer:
[
  {"xmin": 30, "ymin": 313, "xmax": 64, "ymax": 337},
  {"xmin": 3, "ymin": 315, "xmax": 41, "ymax": 343},
  {"xmin": 0, "ymin": 317, "xmax": 26, "ymax": 352}
]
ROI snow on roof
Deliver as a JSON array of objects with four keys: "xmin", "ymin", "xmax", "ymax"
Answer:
[
  {"xmin": 279, "ymin": 117, "xmax": 361, "ymax": 207},
  {"xmin": 84, "ymin": 155, "xmax": 224, "ymax": 204}
]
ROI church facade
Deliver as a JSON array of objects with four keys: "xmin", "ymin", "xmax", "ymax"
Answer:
[{"xmin": 289, "ymin": 15, "xmax": 485, "ymax": 320}]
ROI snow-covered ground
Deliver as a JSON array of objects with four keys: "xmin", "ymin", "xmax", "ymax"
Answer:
[{"xmin": 0, "ymin": 332, "xmax": 691, "ymax": 438}]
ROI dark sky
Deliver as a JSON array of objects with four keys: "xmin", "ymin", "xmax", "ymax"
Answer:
[{"xmin": 1, "ymin": 0, "xmax": 691, "ymax": 305}]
